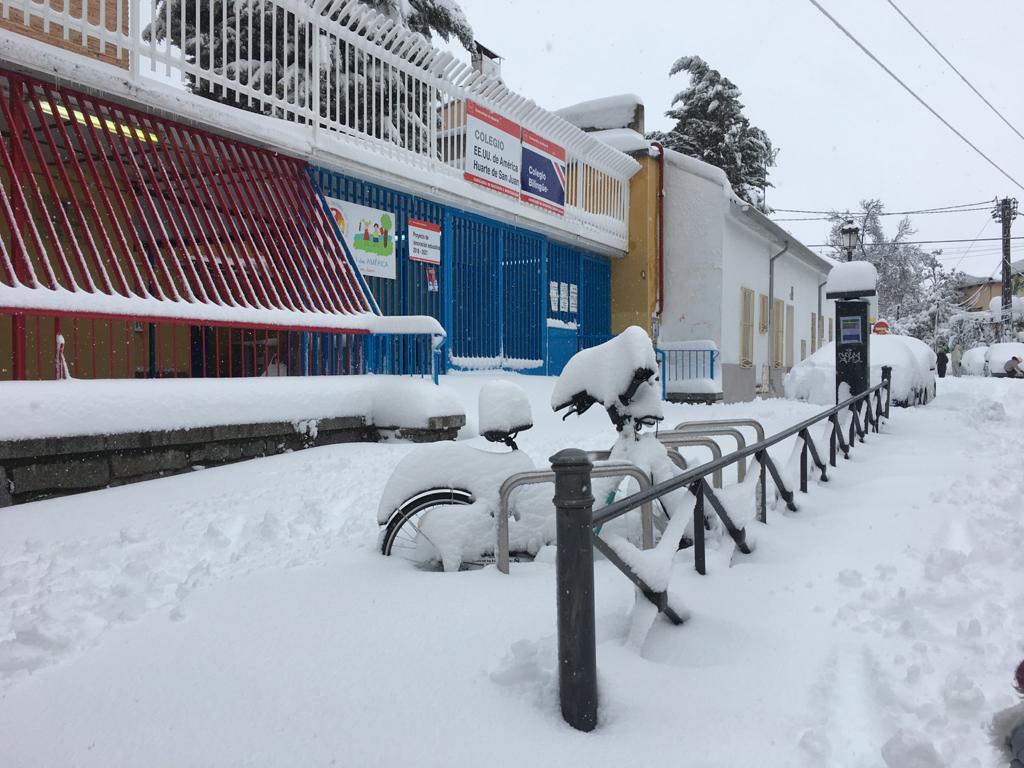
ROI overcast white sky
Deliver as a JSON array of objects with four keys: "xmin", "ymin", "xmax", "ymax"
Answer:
[{"xmin": 448, "ymin": 0, "xmax": 1024, "ymax": 279}]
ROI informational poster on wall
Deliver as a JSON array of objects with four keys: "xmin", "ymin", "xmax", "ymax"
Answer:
[
  {"xmin": 520, "ymin": 128, "xmax": 566, "ymax": 215},
  {"xmin": 549, "ymin": 281, "xmax": 560, "ymax": 312},
  {"xmin": 569, "ymin": 283, "xmax": 578, "ymax": 313},
  {"xmin": 464, "ymin": 100, "xmax": 521, "ymax": 199},
  {"xmin": 324, "ymin": 196, "xmax": 396, "ymax": 280},
  {"xmin": 426, "ymin": 266, "xmax": 438, "ymax": 292},
  {"xmin": 559, "ymin": 282, "xmax": 570, "ymax": 313},
  {"xmin": 408, "ymin": 218, "xmax": 442, "ymax": 264}
]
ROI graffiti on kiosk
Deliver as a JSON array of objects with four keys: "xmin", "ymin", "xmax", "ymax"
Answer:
[{"xmin": 838, "ymin": 349, "xmax": 863, "ymax": 365}]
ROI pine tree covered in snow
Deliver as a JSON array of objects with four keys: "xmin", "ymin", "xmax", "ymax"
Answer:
[
  {"xmin": 650, "ymin": 56, "xmax": 777, "ymax": 211},
  {"xmin": 826, "ymin": 200, "xmax": 967, "ymax": 347},
  {"xmin": 144, "ymin": 0, "xmax": 473, "ymax": 149}
]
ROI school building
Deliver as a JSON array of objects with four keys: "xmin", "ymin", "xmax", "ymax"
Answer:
[{"xmin": 0, "ymin": 0, "xmax": 638, "ymax": 382}]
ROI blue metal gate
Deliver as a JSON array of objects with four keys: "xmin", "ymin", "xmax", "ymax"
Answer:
[
  {"xmin": 580, "ymin": 253, "xmax": 612, "ymax": 350},
  {"xmin": 446, "ymin": 211, "xmax": 502, "ymax": 365},
  {"xmin": 315, "ymin": 169, "xmax": 444, "ymax": 374},
  {"xmin": 314, "ymin": 166, "xmax": 611, "ymax": 377},
  {"xmin": 501, "ymin": 229, "xmax": 545, "ymax": 370},
  {"xmin": 545, "ymin": 243, "xmax": 612, "ymax": 373}
]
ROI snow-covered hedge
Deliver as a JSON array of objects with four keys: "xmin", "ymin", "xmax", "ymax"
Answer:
[{"xmin": 783, "ymin": 335, "xmax": 935, "ymax": 406}]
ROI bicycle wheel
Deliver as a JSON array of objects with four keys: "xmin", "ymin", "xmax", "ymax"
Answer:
[{"xmin": 379, "ymin": 487, "xmax": 475, "ymax": 566}]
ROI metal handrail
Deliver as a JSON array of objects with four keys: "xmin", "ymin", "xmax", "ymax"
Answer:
[
  {"xmin": 497, "ymin": 460, "xmax": 655, "ymax": 574},
  {"xmin": 548, "ymin": 370, "xmax": 893, "ymax": 732},
  {"xmin": 654, "ymin": 435, "xmax": 724, "ymax": 488},
  {"xmin": 673, "ymin": 419, "xmax": 766, "ymax": 443},
  {"xmin": 596, "ymin": 377, "xmax": 892, "ymax": 527}
]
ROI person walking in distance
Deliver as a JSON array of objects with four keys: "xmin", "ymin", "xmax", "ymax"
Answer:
[
  {"xmin": 951, "ymin": 343, "xmax": 963, "ymax": 377},
  {"xmin": 936, "ymin": 349, "xmax": 949, "ymax": 378}
]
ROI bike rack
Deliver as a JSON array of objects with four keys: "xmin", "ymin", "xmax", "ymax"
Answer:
[
  {"xmin": 673, "ymin": 419, "xmax": 766, "ymax": 442},
  {"xmin": 655, "ymin": 435, "xmax": 724, "ymax": 488},
  {"xmin": 668, "ymin": 419, "xmax": 766, "ymax": 483},
  {"xmin": 496, "ymin": 460, "xmax": 655, "ymax": 575}
]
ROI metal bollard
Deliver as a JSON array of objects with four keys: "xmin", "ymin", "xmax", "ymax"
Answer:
[
  {"xmin": 881, "ymin": 365, "xmax": 892, "ymax": 418},
  {"xmin": 550, "ymin": 448, "xmax": 598, "ymax": 733}
]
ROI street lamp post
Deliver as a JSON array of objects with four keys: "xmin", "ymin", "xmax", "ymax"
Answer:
[{"xmin": 840, "ymin": 219, "xmax": 861, "ymax": 261}]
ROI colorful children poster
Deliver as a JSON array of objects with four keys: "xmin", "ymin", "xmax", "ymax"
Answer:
[{"xmin": 323, "ymin": 196, "xmax": 397, "ymax": 280}]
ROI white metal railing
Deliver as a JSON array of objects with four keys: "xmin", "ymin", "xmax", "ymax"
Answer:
[{"xmin": 0, "ymin": 0, "xmax": 637, "ymax": 250}]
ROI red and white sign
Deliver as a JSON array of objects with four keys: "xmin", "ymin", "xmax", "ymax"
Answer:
[
  {"xmin": 464, "ymin": 101, "xmax": 521, "ymax": 199},
  {"xmin": 408, "ymin": 218, "xmax": 441, "ymax": 264},
  {"xmin": 520, "ymin": 128, "xmax": 567, "ymax": 216},
  {"xmin": 873, "ymin": 320, "xmax": 890, "ymax": 335}
]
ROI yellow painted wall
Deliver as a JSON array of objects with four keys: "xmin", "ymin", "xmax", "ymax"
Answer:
[{"xmin": 611, "ymin": 154, "xmax": 658, "ymax": 335}]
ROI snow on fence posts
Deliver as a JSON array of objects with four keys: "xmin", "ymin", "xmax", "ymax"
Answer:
[{"xmin": 0, "ymin": 0, "xmax": 637, "ymax": 252}]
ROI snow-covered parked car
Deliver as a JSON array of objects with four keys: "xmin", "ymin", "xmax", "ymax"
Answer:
[
  {"xmin": 783, "ymin": 335, "xmax": 937, "ymax": 407},
  {"xmin": 961, "ymin": 345, "xmax": 989, "ymax": 376},
  {"xmin": 985, "ymin": 342, "xmax": 1024, "ymax": 377}
]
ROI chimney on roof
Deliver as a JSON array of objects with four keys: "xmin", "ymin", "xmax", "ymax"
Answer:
[{"xmin": 472, "ymin": 41, "xmax": 502, "ymax": 80}]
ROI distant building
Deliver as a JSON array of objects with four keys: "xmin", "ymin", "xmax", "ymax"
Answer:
[
  {"xmin": 559, "ymin": 94, "xmax": 837, "ymax": 404},
  {"xmin": 957, "ymin": 259, "xmax": 1024, "ymax": 311}
]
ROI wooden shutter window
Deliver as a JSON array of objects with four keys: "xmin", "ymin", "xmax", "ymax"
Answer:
[{"xmin": 740, "ymin": 287, "xmax": 755, "ymax": 368}]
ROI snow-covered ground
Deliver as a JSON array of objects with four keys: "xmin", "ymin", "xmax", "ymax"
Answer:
[{"xmin": 1, "ymin": 374, "xmax": 1022, "ymax": 767}]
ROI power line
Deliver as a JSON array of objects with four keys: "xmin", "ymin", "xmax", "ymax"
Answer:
[
  {"xmin": 804, "ymin": 235, "xmax": 1024, "ymax": 247},
  {"xmin": 886, "ymin": 0, "xmax": 1024, "ymax": 147},
  {"xmin": 949, "ymin": 217, "xmax": 992, "ymax": 272},
  {"xmin": 805, "ymin": 0, "xmax": 1024, "ymax": 193},
  {"xmin": 772, "ymin": 206, "xmax": 992, "ymax": 222},
  {"xmin": 772, "ymin": 200, "xmax": 991, "ymax": 215}
]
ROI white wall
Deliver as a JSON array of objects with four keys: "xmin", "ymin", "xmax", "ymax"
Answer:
[
  {"xmin": 656, "ymin": 150, "xmax": 835, "ymax": 400},
  {"xmin": 659, "ymin": 150, "xmax": 726, "ymax": 347}
]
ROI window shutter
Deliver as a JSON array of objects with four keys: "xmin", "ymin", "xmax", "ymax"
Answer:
[
  {"xmin": 772, "ymin": 298, "xmax": 784, "ymax": 368},
  {"xmin": 811, "ymin": 313, "xmax": 817, "ymax": 352},
  {"xmin": 740, "ymin": 288, "xmax": 755, "ymax": 368},
  {"xmin": 785, "ymin": 305, "xmax": 795, "ymax": 368},
  {"xmin": 828, "ymin": 317, "xmax": 834, "ymax": 342},
  {"xmin": 759, "ymin": 294, "xmax": 769, "ymax": 333}
]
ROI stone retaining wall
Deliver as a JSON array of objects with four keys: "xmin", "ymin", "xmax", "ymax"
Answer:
[{"xmin": 0, "ymin": 415, "xmax": 464, "ymax": 506}]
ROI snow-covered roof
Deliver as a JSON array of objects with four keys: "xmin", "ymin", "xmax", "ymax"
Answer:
[
  {"xmin": 655, "ymin": 145, "xmax": 834, "ymax": 275},
  {"xmin": 590, "ymin": 128, "xmax": 651, "ymax": 155},
  {"xmin": 733, "ymin": 201, "xmax": 838, "ymax": 275},
  {"xmin": 958, "ymin": 258, "xmax": 1024, "ymax": 287},
  {"xmin": 555, "ymin": 94, "xmax": 644, "ymax": 132},
  {"xmin": 664, "ymin": 148, "xmax": 733, "ymax": 191}
]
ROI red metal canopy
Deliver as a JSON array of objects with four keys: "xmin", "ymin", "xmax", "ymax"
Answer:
[{"xmin": 0, "ymin": 69, "xmax": 387, "ymax": 333}]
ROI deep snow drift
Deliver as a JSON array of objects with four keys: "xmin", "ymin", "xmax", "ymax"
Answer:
[{"xmin": 0, "ymin": 374, "xmax": 1022, "ymax": 767}]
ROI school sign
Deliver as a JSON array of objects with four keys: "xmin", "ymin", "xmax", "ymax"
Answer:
[{"xmin": 464, "ymin": 101, "xmax": 567, "ymax": 216}]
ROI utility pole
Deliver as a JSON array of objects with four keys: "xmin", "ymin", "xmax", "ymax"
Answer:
[{"xmin": 992, "ymin": 197, "xmax": 1018, "ymax": 340}]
